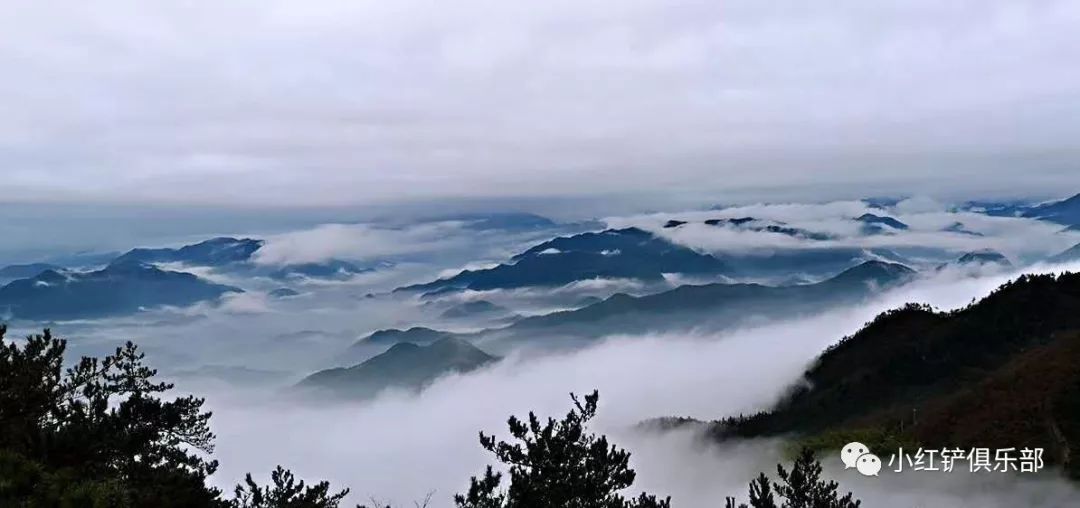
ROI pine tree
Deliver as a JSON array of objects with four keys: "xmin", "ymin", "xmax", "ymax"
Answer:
[
  {"xmin": 455, "ymin": 390, "xmax": 671, "ymax": 508},
  {"xmin": 231, "ymin": 466, "xmax": 350, "ymax": 508},
  {"xmin": 725, "ymin": 449, "xmax": 860, "ymax": 508},
  {"xmin": 0, "ymin": 326, "xmax": 355, "ymax": 508}
]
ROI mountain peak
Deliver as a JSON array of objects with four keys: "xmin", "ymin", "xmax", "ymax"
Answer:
[
  {"xmin": 299, "ymin": 336, "xmax": 496, "ymax": 399},
  {"xmin": 855, "ymin": 213, "xmax": 909, "ymax": 231},
  {"xmin": 956, "ymin": 250, "xmax": 1011, "ymax": 266},
  {"xmin": 823, "ymin": 260, "xmax": 915, "ymax": 288}
]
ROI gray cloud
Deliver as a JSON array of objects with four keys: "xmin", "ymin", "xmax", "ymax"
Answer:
[{"xmin": 1, "ymin": 0, "xmax": 1079, "ymax": 206}]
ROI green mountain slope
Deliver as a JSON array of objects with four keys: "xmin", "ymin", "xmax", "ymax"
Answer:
[{"xmin": 708, "ymin": 272, "xmax": 1080, "ymax": 476}]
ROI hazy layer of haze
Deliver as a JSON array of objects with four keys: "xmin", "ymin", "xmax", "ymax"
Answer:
[
  {"xmin": 2, "ymin": 0, "xmax": 1079, "ymax": 207},
  {"xmin": 199, "ymin": 261, "xmax": 1080, "ymax": 507}
]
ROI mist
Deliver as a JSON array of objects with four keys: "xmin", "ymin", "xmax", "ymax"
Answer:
[
  {"xmin": 191, "ymin": 260, "xmax": 1080, "ymax": 507},
  {"xmin": 4, "ymin": 197, "xmax": 1077, "ymax": 506}
]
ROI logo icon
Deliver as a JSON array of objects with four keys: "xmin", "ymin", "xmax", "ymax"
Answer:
[
  {"xmin": 856, "ymin": 453, "xmax": 882, "ymax": 476},
  {"xmin": 841, "ymin": 441, "xmax": 881, "ymax": 477}
]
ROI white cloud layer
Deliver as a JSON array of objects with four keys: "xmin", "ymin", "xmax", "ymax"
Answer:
[
  {"xmin": 202, "ymin": 261, "xmax": 1080, "ymax": 507},
  {"xmin": 2, "ymin": 0, "xmax": 1079, "ymax": 206},
  {"xmin": 252, "ymin": 222, "xmax": 469, "ymax": 265},
  {"xmin": 607, "ymin": 199, "xmax": 1080, "ymax": 262}
]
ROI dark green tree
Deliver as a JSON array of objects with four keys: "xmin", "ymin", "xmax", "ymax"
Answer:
[
  {"xmin": 455, "ymin": 390, "xmax": 671, "ymax": 508},
  {"xmin": 0, "ymin": 326, "xmax": 356, "ymax": 508},
  {"xmin": 231, "ymin": 466, "xmax": 350, "ymax": 508},
  {"xmin": 725, "ymin": 449, "xmax": 860, "ymax": 508},
  {"xmin": 0, "ymin": 326, "xmax": 222, "ymax": 507}
]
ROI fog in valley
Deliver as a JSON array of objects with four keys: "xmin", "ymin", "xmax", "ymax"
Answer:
[{"xmin": 6, "ymin": 199, "xmax": 1079, "ymax": 506}]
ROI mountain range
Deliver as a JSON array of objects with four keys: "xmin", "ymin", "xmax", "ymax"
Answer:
[
  {"xmin": 398, "ymin": 227, "xmax": 732, "ymax": 294},
  {"xmin": 0, "ymin": 263, "xmax": 62, "ymax": 281},
  {"xmin": 1023, "ymin": 193, "xmax": 1080, "ymax": 227},
  {"xmin": 112, "ymin": 237, "xmax": 370, "ymax": 280},
  {"xmin": 664, "ymin": 217, "xmax": 834, "ymax": 241},
  {"xmin": 111, "ymin": 237, "xmax": 265, "ymax": 267},
  {"xmin": 351, "ymin": 260, "xmax": 916, "ymax": 362},
  {"xmin": 962, "ymin": 192, "xmax": 1080, "ymax": 228},
  {"xmin": 0, "ymin": 260, "xmax": 241, "ymax": 320},
  {"xmin": 476, "ymin": 260, "xmax": 915, "ymax": 348},
  {"xmin": 298, "ymin": 337, "xmax": 497, "ymax": 399}
]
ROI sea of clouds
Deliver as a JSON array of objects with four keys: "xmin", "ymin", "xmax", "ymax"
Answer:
[{"xmin": 7, "ymin": 198, "xmax": 1079, "ymax": 507}]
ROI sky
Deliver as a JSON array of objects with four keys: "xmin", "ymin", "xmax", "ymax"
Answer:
[{"xmin": 2, "ymin": 0, "xmax": 1079, "ymax": 208}]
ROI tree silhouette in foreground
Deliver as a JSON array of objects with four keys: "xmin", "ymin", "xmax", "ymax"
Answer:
[
  {"xmin": 455, "ymin": 390, "xmax": 671, "ymax": 508},
  {"xmin": 0, "ymin": 326, "xmax": 352, "ymax": 507},
  {"xmin": 725, "ymin": 448, "xmax": 860, "ymax": 508},
  {"xmin": 231, "ymin": 466, "xmax": 349, "ymax": 508}
]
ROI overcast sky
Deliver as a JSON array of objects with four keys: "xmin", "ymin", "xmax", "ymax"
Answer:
[{"xmin": 2, "ymin": 0, "xmax": 1079, "ymax": 207}]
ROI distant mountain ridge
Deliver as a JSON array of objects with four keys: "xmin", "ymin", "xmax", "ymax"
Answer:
[
  {"xmin": 663, "ymin": 217, "xmax": 833, "ymax": 241},
  {"xmin": 1023, "ymin": 193, "xmax": 1080, "ymax": 226},
  {"xmin": 112, "ymin": 237, "xmax": 371, "ymax": 280},
  {"xmin": 341, "ymin": 327, "xmax": 455, "ymax": 364},
  {"xmin": 1049, "ymin": 243, "xmax": 1080, "ymax": 264},
  {"xmin": 0, "ymin": 260, "xmax": 241, "ymax": 320},
  {"xmin": 111, "ymin": 237, "xmax": 264, "ymax": 267},
  {"xmin": 956, "ymin": 250, "xmax": 1011, "ymax": 266},
  {"xmin": 962, "ymin": 193, "xmax": 1080, "ymax": 228},
  {"xmin": 298, "ymin": 337, "xmax": 496, "ymax": 399},
  {"xmin": 856, "ymin": 213, "xmax": 909, "ymax": 234},
  {"xmin": 399, "ymin": 227, "xmax": 731, "ymax": 293},
  {"xmin": 0, "ymin": 263, "xmax": 63, "ymax": 280},
  {"xmin": 935, "ymin": 250, "xmax": 1012, "ymax": 271},
  {"xmin": 484, "ymin": 260, "xmax": 915, "ymax": 344}
]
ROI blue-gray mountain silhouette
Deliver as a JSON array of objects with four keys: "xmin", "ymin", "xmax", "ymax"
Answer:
[
  {"xmin": 856, "ymin": 213, "xmax": 909, "ymax": 234},
  {"xmin": 959, "ymin": 199, "xmax": 1033, "ymax": 217},
  {"xmin": 111, "ymin": 237, "xmax": 370, "ymax": 280},
  {"xmin": 268, "ymin": 287, "xmax": 301, "ymax": 298},
  {"xmin": 495, "ymin": 260, "xmax": 915, "ymax": 341},
  {"xmin": 0, "ymin": 263, "xmax": 63, "ymax": 280},
  {"xmin": 399, "ymin": 227, "xmax": 731, "ymax": 293},
  {"xmin": 956, "ymin": 250, "xmax": 1011, "ymax": 266},
  {"xmin": 942, "ymin": 222, "xmax": 983, "ymax": 236},
  {"xmin": 341, "ymin": 326, "xmax": 454, "ymax": 364},
  {"xmin": 962, "ymin": 193, "xmax": 1080, "ymax": 228},
  {"xmin": 111, "ymin": 237, "xmax": 264, "ymax": 267},
  {"xmin": 388, "ymin": 261, "xmax": 917, "ymax": 353},
  {"xmin": 298, "ymin": 337, "xmax": 496, "ymax": 399},
  {"xmin": 0, "ymin": 260, "xmax": 241, "ymax": 320},
  {"xmin": 1022, "ymin": 193, "xmax": 1080, "ymax": 226},
  {"xmin": 703, "ymin": 217, "xmax": 833, "ymax": 240},
  {"xmin": 1049, "ymin": 243, "xmax": 1080, "ymax": 264}
]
